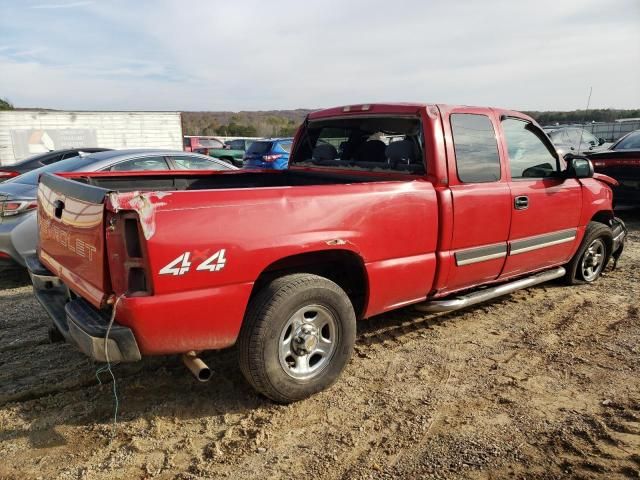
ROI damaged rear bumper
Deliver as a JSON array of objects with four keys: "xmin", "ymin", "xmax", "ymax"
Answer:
[{"xmin": 26, "ymin": 255, "xmax": 141, "ymax": 362}]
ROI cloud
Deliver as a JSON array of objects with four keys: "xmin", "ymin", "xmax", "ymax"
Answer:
[
  {"xmin": 1, "ymin": 0, "xmax": 639, "ymax": 111},
  {"xmin": 29, "ymin": 1, "xmax": 93, "ymax": 9}
]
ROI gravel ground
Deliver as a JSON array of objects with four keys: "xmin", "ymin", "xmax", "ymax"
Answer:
[{"xmin": 0, "ymin": 210, "xmax": 639, "ymax": 480}]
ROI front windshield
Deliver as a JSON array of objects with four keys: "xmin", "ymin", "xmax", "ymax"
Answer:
[
  {"xmin": 615, "ymin": 131, "xmax": 640, "ymax": 150},
  {"xmin": 6, "ymin": 154, "xmax": 95, "ymax": 185}
]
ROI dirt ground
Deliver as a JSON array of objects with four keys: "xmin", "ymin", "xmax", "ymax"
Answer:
[{"xmin": 1, "ymin": 211, "xmax": 638, "ymax": 480}]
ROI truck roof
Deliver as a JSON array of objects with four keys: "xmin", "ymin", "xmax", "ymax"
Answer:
[{"xmin": 309, "ymin": 103, "xmax": 534, "ymax": 124}]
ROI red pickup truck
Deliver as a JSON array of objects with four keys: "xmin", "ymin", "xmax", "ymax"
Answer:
[{"xmin": 28, "ymin": 103, "xmax": 626, "ymax": 403}]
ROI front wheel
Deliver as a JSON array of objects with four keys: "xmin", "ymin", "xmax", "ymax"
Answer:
[
  {"xmin": 565, "ymin": 222, "xmax": 612, "ymax": 284},
  {"xmin": 238, "ymin": 273, "xmax": 356, "ymax": 403}
]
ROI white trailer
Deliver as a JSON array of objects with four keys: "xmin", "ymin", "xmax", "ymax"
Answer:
[{"xmin": 0, "ymin": 110, "xmax": 183, "ymax": 166}]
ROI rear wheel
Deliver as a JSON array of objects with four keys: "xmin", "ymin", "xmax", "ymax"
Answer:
[
  {"xmin": 565, "ymin": 222, "xmax": 612, "ymax": 284},
  {"xmin": 238, "ymin": 273, "xmax": 356, "ymax": 403}
]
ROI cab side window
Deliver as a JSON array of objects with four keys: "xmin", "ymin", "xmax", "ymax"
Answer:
[
  {"xmin": 450, "ymin": 113, "xmax": 501, "ymax": 183},
  {"xmin": 502, "ymin": 119, "xmax": 558, "ymax": 179}
]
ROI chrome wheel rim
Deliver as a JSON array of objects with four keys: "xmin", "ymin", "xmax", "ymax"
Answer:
[
  {"xmin": 278, "ymin": 304, "xmax": 338, "ymax": 380},
  {"xmin": 581, "ymin": 238, "xmax": 606, "ymax": 281}
]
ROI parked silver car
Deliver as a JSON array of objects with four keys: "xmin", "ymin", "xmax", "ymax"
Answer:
[
  {"xmin": 0, "ymin": 149, "xmax": 235, "ymax": 268},
  {"xmin": 0, "ymin": 148, "xmax": 110, "ymax": 182}
]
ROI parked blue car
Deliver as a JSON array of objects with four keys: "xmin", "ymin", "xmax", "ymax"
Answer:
[{"xmin": 243, "ymin": 138, "xmax": 293, "ymax": 170}]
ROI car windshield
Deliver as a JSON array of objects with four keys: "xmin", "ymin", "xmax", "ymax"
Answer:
[
  {"xmin": 7, "ymin": 155, "xmax": 95, "ymax": 185},
  {"xmin": 615, "ymin": 131, "xmax": 640, "ymax": 150}
]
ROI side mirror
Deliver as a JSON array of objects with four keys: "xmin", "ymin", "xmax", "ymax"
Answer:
[
  {"xmin": 564, "ymin": 154, "xmax": 594, "ymax": 179},
  {"xmin": 598, "ymin": 137, "xmax": 606, "ymax": 146}
]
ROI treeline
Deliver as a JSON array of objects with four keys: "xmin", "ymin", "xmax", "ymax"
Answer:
[
  {"xmin": 524, "ymin": 109, "xmax": 640, "ymax": 125},
  {"xmin": 183, "ymin": 108, "xmax": 640, "ymax": 136},
  {"xmin": 4, "ymin": 98, "xmax": 639, "ymax": 133},
  {"xmin": 182, "ymin": 110, "xmax": 311, "ymax": 137},
  {"xmin": 0, "ymin": 98, "xmax": 14, "ymax": 110}
]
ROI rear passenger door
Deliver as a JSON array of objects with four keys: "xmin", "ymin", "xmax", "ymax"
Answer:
[
  {"xmin": 443, "ymin": 109, "xmax": 512, "ymax": 292},
  {"xmin": 499, "ymin": 118, "xmax": 582, "ymax": 278}
]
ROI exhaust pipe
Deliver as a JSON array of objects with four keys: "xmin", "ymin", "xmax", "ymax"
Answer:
[{"xmin": 182, "ymin": 351, "xmax": 212, "ymax": 382}]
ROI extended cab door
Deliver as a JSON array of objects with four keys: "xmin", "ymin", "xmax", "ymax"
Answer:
[
  {"xmin": 499, "ymin": 117, "xmax": 582, "ymax": 278},
  {"xmin": 440, "ymin": 108, "xmax": 512, "ymax": 292}
]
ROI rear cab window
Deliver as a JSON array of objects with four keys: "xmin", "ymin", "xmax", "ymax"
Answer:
[
  {"xmin": 247, "ymin": 142, "xmax": 274, "ymax": 155},
  {"xmin": 450, "ymin": 113, "xmax": 501, "ymax": 183},
  {"xmin": 228, "ymin": 140, "xmax": 244, "ymax": 150},
  {"xmin": 291, "ymin": 116, "xmax": 425, "ymax": 174}
]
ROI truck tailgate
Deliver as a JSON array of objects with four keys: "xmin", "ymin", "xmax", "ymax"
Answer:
[{"xmin": 38, "ymin": 173, "xmax": 111, "ymax": 308}]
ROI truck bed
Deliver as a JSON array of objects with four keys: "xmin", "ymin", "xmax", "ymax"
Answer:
[
  {"xmin": 36, "ymin": 168, "xmax": 440, "ymax": 355},
  {"xmin": 72, "ymin": 169, "xmax": 398, "ymax": 192}
]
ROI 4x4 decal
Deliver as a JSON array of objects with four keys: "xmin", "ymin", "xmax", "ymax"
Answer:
[{"xmin": 159, "ymin": 249, "xmax": 227, "ymax": 276}]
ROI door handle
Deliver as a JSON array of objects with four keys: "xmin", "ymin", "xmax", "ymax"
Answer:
[{"xmin": 514, "ymin": 196, "xmax": 529, "ymax": 210}]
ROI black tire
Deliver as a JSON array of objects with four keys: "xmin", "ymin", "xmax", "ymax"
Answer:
[
  {"xmin": 565, "ymin": 222, "xmax": 612, "ymax": 285},
  {"xmin": 238, "ymin": 273, "xmax": 356, "ymax": 403}
]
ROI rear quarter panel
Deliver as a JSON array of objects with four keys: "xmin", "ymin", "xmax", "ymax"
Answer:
[{"xmin": 114, "ymin": 179, "xmax": 439, "ymax": 354}]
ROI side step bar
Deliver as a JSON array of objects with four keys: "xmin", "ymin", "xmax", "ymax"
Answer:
[{"xmin": 415, "ymin": 266, "xmax": 566, "ymax": 313}]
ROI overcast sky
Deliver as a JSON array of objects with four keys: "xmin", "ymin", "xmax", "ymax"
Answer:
[{"xmin": 1, "ymin": 0, "xmax": 639, "ymax": 112}]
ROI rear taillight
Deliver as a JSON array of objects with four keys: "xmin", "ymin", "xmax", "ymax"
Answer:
[
  {"xmin": 0, "ymin": 170, "xmax": 19, "ymax": 180},
  {"xmin": 593, "ymin": 158, "xmax": 640, "ymax": 169},
  {"xmin": 262, "ymin": 154, "xmax": 282, "ymax": 162},
  {"xmin": 106, "ymin": 213, "xmax": 153, "ymax": 296},
  {"xmin": 0, "ymin": 200, "xmax": 38, "ymax": 217}
]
